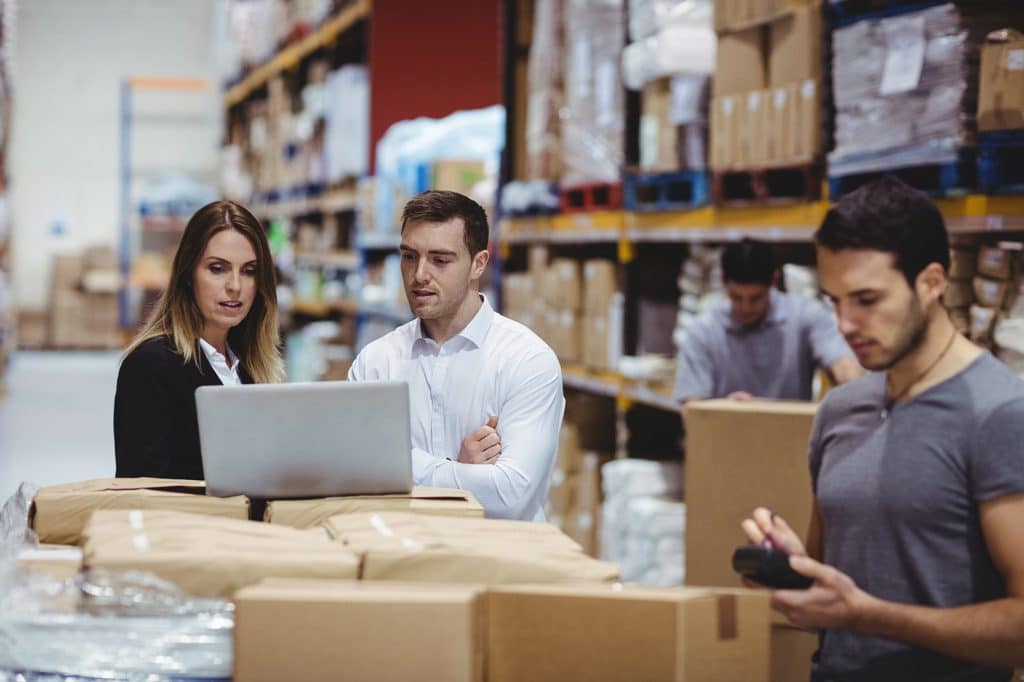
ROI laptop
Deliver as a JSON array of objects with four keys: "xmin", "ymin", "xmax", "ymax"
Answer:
[{"xmin": 195, "ymin": 380, "xmax": 412, "ymax": 499}]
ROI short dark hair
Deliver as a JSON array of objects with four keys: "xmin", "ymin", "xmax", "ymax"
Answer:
[
  {"xmin": 722, "ymin": 239, "xmax": 777, "ymax": 285},
  {"xmin": 401, "ymin": 190, "xmax": 489, "ymax": 255},
  {"xmin": 815, "ymin": 176, "xmax": 949, "ymax": 286}
]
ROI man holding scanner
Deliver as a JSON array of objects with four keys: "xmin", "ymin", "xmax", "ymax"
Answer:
[
  {"xmin": 741, "ymin": 177, "xmax": 1024, "ymax": 681},
  {"xmin": 349, "ymin": 190, "xmax": 564, "ymax": 521}
]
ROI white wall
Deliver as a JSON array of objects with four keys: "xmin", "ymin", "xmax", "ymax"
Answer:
[{"xmin": 11, "ymin": 0, "xmax": 221, "ymax": 310}]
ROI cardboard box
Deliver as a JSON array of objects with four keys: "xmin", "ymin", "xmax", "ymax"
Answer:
[
  {"xmin": 234, "ymin": 579, "xmax": 486, "ymax": 682},
  {"xmin": 742, "ymin": 90, "xmax": 768, "ymax": 166},
  {"xmin": 82, "ymin": 510, "xmax": 359, "ymax": 598},
  {"xmin": 325, "ymin": 511, "xmax": 620, "ymax": 584},
  {"xmin": 433, "ymin": 159, "xmax": 486, "ymax": 196},
  {"xmin": 978, "ymin": 29, "xmax": 1024, "ymax": 133},
  {"xmin": 977, "ymin": 245, "xmax": 1018, "ymax": 280},
  {"xmin": 949, "ymin": 247, "xmax": 979, "ymax": 279},
  {"xmin": 945, "ymin": 279, "xmax": 975, "ymax": 309},
  {"xmin": 766, "ymin": 86, "xmax": 795, "ymax": 163},
  {"xmin": 31, "ymin": 478, "xmax": 250, "ymax": 546},
  {"xmin": 583, "ymin": 259, "xmax": 618, "ymax": 314},
  {"xmin": 794, "ymin": 78, "xmax": 821, "ymax": 162},
  {"xmin": 264, "ymin": 487, "xmax": 485, "ymax": 527},
  {"xmin": 547, "ymin": 259, "xmax": 582, "ymax": 310},
  {"xmin": 769, "ymin": 5, "xmax": 823, "ymax": 88},
  {"xmin": 973, "ymin": 276, "xmax": 1011, "ymax": 309},
  {"xmin": 16, "ymin": 544, "xmax": 83, "ymax": 581},
  {"xmin": 565, "ymin": 452, "xmax": 604, "ymax": 556},
  {"xmin": 641, "ymin": 79, "xmax": 680, "ymax": 172},
  {"xmin": 581, "ymin": 313, "xmax": 611, "ymax": 370},
  {"xmin": 488, "ymin": 584, "xmax": 771, "ymax": 682},
  {"xmin": 684, "ymin": 400, "xmax": 817, "ymax": 588},
  {"xmin": 714, "ymin": 28, "xmax": 767, "ymax": 97},
  {"xmin": 771, "ymin": 621, "xmax": 818, "ymax": 682}
]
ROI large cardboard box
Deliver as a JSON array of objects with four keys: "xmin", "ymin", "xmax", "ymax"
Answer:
[
  {"xmin": 771, "ymin": 619, "xmax": 818, "ymax": 682},
  {"xmin": 325, "ymin": 511, "xmax": 620, "ymax": 584},
  {"xmin": 793, "ymin": 78, "xmax": 821, "ymax": 162},
  {"xmin": 684, "ymin": 400, "xmax": 817, "ymax": 588},
  {"xmin": 978, "ymin": 29, "xmax": 1024, "ymax": 133},
  {"xmin": 234, "ymin": 579, "xmax": 486, "ymax": 682},
  {"xmin": 711, "ymin": 95, "xmax": 740, "ymax": 170},
  {"xmin": 547, "ymin": 259, "xmax": 582, "ymax": 310},
  {"xmin": 583, "ymin": 259, "xmax": 617, "ymax": 314},
  {"xmin": 82, "ymin": 510, "xmax": 359, "ymax": 598},
  {"xmin": 768, "ymin": 5, "xmax": 823, "ymax": 88},
  {"xmin": 31, "ymin": 478, "xmax": 250, "ymax": 546},
  {"xmin": 714, "ymin": 28, "xmax": 767, "ymax": 97},
  {"xmin": 264, "ymin": 487, "xmax": 484, "ymax": 527},
  {"xmin": 433, "ymin": 159, "xmax": 486, "ymax": 196},
  {"xmin": 641, "ymin": 78, "xmax": 680, "ymax": 172},
  {"xmin": 488, "ymin": 584, "xmax": 771, "ymax": 682},
  {"xmin": 742, "ymin": 90, "xmax": 768, "ymax": 166},
  {"xmin": 766, "ymin": 86, "xmax": 795, "ymax": 163},
  {"xmin": 16, "ymin": 544, "xmax": 83, "ymax": 581}
]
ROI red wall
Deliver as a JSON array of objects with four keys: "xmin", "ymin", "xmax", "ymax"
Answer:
[{"xmin": 369, "ymin": 0, "xmax": 503, "ymax": 170}]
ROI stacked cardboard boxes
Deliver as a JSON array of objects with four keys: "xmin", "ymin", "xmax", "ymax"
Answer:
[
  {"xmin": 684, "ymin": 399, "xmax": 819, "ymax": 682},
  {"xmin": 711, "ymin": 0, "xmax": 824, "ymax": 170},
  {"xmin": 971, "ymin": 243, "xmax": 1023, "ymax": 348},
  {"xmin": 580, "ymin": 259, "xmax": 621, "ymax": 371},
  {"xmin": 48, "ymin": 246, "xmax": 121, "ymax": 349},
  {"xmin": 978, "ymin": 29, "xmax": 1024, "ymax": 133}
]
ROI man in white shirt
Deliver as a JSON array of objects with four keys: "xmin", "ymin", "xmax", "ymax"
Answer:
[{"xmin": 348, "ymin": 190, "xmax": 565, "ymax": 521}]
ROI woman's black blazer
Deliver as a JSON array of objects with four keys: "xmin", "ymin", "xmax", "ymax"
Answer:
[{"xmin": 113, "ymin": 335, "xmax": 253, "ymax": 480}]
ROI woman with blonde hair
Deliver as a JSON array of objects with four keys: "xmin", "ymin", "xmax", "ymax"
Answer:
[{"xmin": 114, "ymin": 200, "xmax": 284, "ymax": 479}]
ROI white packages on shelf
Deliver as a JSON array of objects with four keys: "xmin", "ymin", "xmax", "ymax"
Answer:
[
  {"xmin": 599, "ymin": 459, "xmax": 684, "ymax": 586},
  {"xmin": 562, "ymin": 0, "xmax": 625, "ymax": 186},
  {"xmin": 324, "ymin": 64, "xmax": 370, "ymax": 183},
  {"xmin": 628, "ymin": 0, "xmax": 711, "ymax": 42},
  {"xmin": 621, "ymin": 0, "xmax": 715, "ymax": 90},
  {"xmin": 524, "ymin": 0, "xmax": 564, "ymax": 182}
]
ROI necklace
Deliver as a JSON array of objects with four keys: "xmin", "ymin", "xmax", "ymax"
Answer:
[{"xmin": 881, "ymin": 327, "xmax": 958, "ymax": 420}]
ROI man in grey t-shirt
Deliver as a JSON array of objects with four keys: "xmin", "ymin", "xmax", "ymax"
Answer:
[
  {"xmin": 674, "ymin": 239, "xmax": 861, "ymax": 404},
  {"xmin": 743, "ymin": 177, "xmax": 1024, "ymax": 681}
]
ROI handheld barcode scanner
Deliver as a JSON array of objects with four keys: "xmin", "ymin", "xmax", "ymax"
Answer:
[{"xmin": 732, "ymin": 538, "xmax": 814, "ymax": 590}]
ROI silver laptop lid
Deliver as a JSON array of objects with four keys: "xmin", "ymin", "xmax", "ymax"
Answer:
[{"xmin": 195, "ymin": 380, "xmax": 412, "ymax": 498}]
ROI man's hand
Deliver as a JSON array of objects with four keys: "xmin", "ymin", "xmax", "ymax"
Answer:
[
  {"xmin": 727, "ymin": 391, "xmax": 754, "ymax": 401},
  {"xmin": 741, "ymin": 506, "xmax": 807, "ymax": 556},
  {"xmin": 458, "ymin": 416, "xmax": 501, "ymax": 464},
  {"xmin": 772, "ymin": 555, "xmax": 876, "ymax": 631}
]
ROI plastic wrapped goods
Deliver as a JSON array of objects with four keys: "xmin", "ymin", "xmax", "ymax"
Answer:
[
  {"xmin": 629, "ymin": 0, "xmax": 713, "ymax": 42},
  {"xmin": 525, "ymin": 0, "xmax": 564, "ymax": 182},
  {"xmin": 562, "ymin": 0, "xmax": 625, "ymax": 186},
  {"xmin": 0, "ymin": 568, "xmax": 233, "ymax": 680},
  {"xmin": 324, "ymin": 65, "xmax": 369, "ymax": 182},
  {"xmin": 830, "ymin": 3, "xmax": 1024, "ymax": 177}
]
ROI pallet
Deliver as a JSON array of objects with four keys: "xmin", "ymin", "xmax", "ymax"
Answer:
[
  {"xmin": 978, "ymin": 131, "xmax": 1024, "ymax": 195},
  {"xmin": 623, "ymin": 170, "xmax": 709, "ymax": 212},
  {"xmin": 559, "ymin": 181, "xmax": 623, "ymax": 213},
  {"xmin": 711, "ymin": 161, "xmax": 824, "ymax": 206},
  {"xmin": 827, "ymin": 0, "xmax": 952, "ymax": 28},
  {"xmin": 828, "ymin": 149, "xmax": 976, "ymax": 200}
]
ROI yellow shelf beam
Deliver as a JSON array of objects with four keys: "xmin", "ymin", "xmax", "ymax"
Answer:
[{"xmin": 224, "ymin": 0, "xmax": 371, "ymax": 108}]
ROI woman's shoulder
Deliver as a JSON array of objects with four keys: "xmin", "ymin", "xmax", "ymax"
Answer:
[{"xmin": 121, "ymin": 335, "xmax": 181, "ymax": 371}]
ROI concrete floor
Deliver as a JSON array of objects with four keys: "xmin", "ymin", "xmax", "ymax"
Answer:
[{"xmin": 0, "ymin": 351, "xmax": 120, "ymax": 504}]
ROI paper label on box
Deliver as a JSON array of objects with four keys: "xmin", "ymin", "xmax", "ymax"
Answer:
[
  {"xmin": 774, "ymin": 89, "xmax": 788, "ymax": 109},
  {"xmin": 369, "ymin": 513, "xmax": 395, "ymax": 537},
  {"xmin": 132, "ymin": 533, "xmax": 151, "ymax": 553},
  {"xmin": 801, "ymin": 80, "xmax": 816, "ymax": 100},
  {"xmin": 129, "ymin": 510, "xmax": 145, "ymax": 530},
  {"xmin": 880, "ymin": 16, "xmax": 926, "ymax": 96},
  {"xmin": 1007, "ymin": 49, "xmax": 1024, "ymax": 71},
  {"xmin": 723, "ymin": 97, "xmax": 735, "ymax": 116}
]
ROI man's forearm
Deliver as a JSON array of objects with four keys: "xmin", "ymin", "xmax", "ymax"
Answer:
[
  {"xmin": 855, "ymin": 595, "xmax": 1024, "ymax": 668},
  {"xmin": 413, "ymin": 448, "xmax": 531, "ymax": 519}
]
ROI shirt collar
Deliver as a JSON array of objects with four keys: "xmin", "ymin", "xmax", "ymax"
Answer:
[
  {"xmin": 199, "ymin": 337, "xmax": 239, "ymax": 370},
  {"xmin": 724, "ymin": 290, "xmax": 789, "ymax": 333},
  {"xmin": 413, "ymin": 294, "xmax": 494, "ymax": 350}
]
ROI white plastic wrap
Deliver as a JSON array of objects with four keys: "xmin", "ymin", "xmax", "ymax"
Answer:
[
  {"xmin": 562, "ymin": 0, "xmax": 625, "ymax": 186},
  {"xmin": 0, "ymin": 569, "xmax": 233, "ymax": 681},
  {"xmin": 629, "ymin": 0, "xmax": 713, "ymax": 41},
  {"xmin": 324, "ymin": 65, "xmax": 370, "ymax": 183},
  {"xmin": 619, "ymin": 498, "xmax": 686, "ymax": 586},
  {"xmin": 525, "ymin": 0, "xmax": 564, "ymax": 182},
  {"xmin": 622, "ymin": 24, "xmax": 715, "ymax": 90}
]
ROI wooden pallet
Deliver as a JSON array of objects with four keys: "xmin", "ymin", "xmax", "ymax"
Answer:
[
  {"xmin": 828, "ymin": 149, "xmax": 976, "ymax": 200},
  {"xmin": 711, "ymin": 161, "xmax": 825, "ymax": 206},
  {"xmin": 623, "ymin": 170, "xmax": 710, "ymax": 212},
  {"xmin": 559, "ymin": 181, "xmax": 623, "ymax": 213},
  {"xmin": 978, "ymin": 131, "xmax": 1024, "ymax": 195}
]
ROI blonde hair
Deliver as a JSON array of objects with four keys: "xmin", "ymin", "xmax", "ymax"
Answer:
[{"xmin": 125, "ymin": 200, "xmax": 284, "ymax": 383}]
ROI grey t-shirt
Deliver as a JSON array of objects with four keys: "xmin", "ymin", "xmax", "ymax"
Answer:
[
  {"xmin": 674, "ymin": 290, "xmax": 852, "ymax": 401},
  {"xmin": 809, "ymin": 352, "xmax": 1024, "ymax": 682}
]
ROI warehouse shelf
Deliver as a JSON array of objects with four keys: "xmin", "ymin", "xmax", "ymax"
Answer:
[
  {"xmin": 499, "ymin": 196, "xmax": 1024, "ymax": 246},
  {"xmin": 253, "ymin": 186, "xmax": 358, "ymax": 219},
  {"xmin": 291, "ymin": 296, "xmax": 360, "ymax": 318},
  {"xmin": 294, "ymin": 250, "xmax": 360, "ymax": 270},
  {"xmin": 355, "ymin": 231, "xmax": 403, "ymax": 250},
  {"xmin": 224, "ymin": 0, "xmax": 371, "ymax": 108},
  {"xmin": 621, "ymin": 382, "xmax": 679, "ymax": 413},
  {"xmin": 561, "ymin": 362, "xmax": 680, "ymax": 413}
]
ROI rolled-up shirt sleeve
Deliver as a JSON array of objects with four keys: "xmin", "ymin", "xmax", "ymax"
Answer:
[
  {"xmin": 674, "ymin": 324, "xmax": 715, "ymax": 402},
  {"xmin": 415, "ymin": 349, "xmax": 565, "ymax": 520}
]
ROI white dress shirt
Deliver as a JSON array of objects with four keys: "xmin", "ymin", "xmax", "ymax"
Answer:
[
  {"xmin": 199, "ymin": 338, "xmax": 242, "ymax": 386},
  {"xmin": 348, "ymin": 296, "xmax": 564, "ymax": 521}
]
